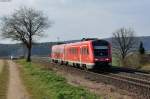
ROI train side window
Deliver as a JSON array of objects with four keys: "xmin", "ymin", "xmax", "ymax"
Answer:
[
  {"xmin": 71, "ymin": 48, "xmax": 72, "ymax": 54},
  {"xmin": 72, "ymin": 48, "xmax": 73, "ymax": 54},
  {"xmin": 71, "ymin": 48, "xmax": 77, "ymax": 55},
  {"xmin": 86, "ymin": 48, "xmax": 89, "ymax": 55},
  {"xmin": 74, "ymin": 48, "xmax": 76, "ymax": 54},
  {"xmin": 80, "ymin": 48, "xmax": 82, "ymax": 55},
  {"xmin": 75, "ymin": 48, "xmax": 77, "ymax": 55},
  {"xmin": 76, "ymin": 48, "xmax": 78, "ymax": 54},
  {"xmin": 72, "ymin": 48, "xmax": 75, "ymax": 54},
  {"xmin": 74, "ymin": 48, "xmax": 77, "ymax": 55},
  {"xmin": 72, "ymin": 48, "xmax": 74, "ymax": 54},
  {"xmin": 81, "ymin": 48, "xmax": 84, "ymax": 55},
  {"xmin": 68, "ymin": 48, "xmax": 70, "ymax": 55},
  {"xmin": 72, "ymin": 48, "xmax": 74, "ymax": 55},
  {"xmin": 85, "ymin": 48, "xmax": 87, "ymax": 55},
  {"xmin": 81, "ymin": 47, "xmax": 86, "ymax": 55},
  {"xmin": 87, "ymin": 48, "xmax": 89, "ymax": 55},
  {"xmin": 69, "ymin": 49, "xmax": 70, "ymax": 54},
  {"xmin": 74, "ymin": 48, "xmax": 76, "ymax": 55},
  {"xmin": 81, "ymin": 47, "xmax": 89, "ymax": 55},
  {"xmin": 84, "ymin": 48, "xmax": 86, "ymax": 55},
  {"xmin": 69, "ymin": 48, "xmax": 71, "ymax": 55}
]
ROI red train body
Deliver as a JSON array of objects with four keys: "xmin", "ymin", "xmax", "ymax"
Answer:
[{"xmin": 51, "ymin": 39, "xmax": 112, "ymax": 69}]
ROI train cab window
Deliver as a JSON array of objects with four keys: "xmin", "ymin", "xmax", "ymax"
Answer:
[
  {"xmin": 93, "ymin": 46, "xmax": 109, "ymax": 57},
  {"xmin": 92, "ymin": 40, "xmax": 109, "ymax": 57}
]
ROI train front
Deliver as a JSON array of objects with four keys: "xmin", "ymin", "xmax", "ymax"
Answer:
[{"xmin": 92, "ymin": 40, "xmax": 112, "ymax": 67}]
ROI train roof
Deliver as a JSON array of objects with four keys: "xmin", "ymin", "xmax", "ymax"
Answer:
[
  {"xmin": 52, "ymin": 38, "xmax": 109, "ymax": 47},
  {"xmin": 81, "ymin": 38, "xmax": 99, "ymax": 41}
]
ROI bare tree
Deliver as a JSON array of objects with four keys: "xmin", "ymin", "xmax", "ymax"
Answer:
[
  {"xmin": 112, "ymin": 27, "xmax": 138, "ymax": 65},
  {"xmin": 0, "ymin": 7, "xmax": 50, "ymax": 62}
]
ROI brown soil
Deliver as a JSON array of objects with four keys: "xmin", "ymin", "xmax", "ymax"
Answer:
[{"xmin": 7, "ymin": 60, "xmax": 29, "ymax": 99}]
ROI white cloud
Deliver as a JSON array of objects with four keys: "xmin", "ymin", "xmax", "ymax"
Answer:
[{"xmin": 0, "ymin": 0, "xmax": 150, "ymax": 43}]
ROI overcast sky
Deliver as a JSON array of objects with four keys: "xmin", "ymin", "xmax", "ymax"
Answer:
[{"xmin": 0, "ymin": 0, "xmax": 150, "ymax": 43}]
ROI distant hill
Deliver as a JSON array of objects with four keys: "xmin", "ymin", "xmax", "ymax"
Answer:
[
  {"xmin": 0, "ymin": 36, "xmax": 150, "ymax": 57},
  {"xmin": 0, "ymin": 42, "xmax": 57, "ymax": 57},
  {"xmin": 138, "ymin": 36, "xmax": 150, "ymax": 51},
  {"xmin": 0, "ymin": 44, "xmax": 21, "ymax": 57}
]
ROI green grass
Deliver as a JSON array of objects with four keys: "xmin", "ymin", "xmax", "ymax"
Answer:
[
  {"xmin": 17, "ymin": 60, "xmax": 100, "ymax": 99},
  {"xmin": 112, "ymin": 55, "xmax": 121, "ymax": 66},
  {"xmin": 0, "ymin": 61, "xmax": 9, "ymax": 99}
]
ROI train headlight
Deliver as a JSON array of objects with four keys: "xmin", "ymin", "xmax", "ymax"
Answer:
[
  {"xmin": 105, "ymin": 58, "xmax": 110, "ymax": 61},
  {"xmin": 94, "ymin": 58, "xmax": 99, "ymax": 61}
]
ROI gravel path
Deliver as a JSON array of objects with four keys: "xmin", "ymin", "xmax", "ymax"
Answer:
[{"xmin": 7, "ymin": 60, "xmax": 29, "ymax": 99}]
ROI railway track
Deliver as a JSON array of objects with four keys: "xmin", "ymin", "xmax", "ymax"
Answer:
[
  {"xmin": 32, "ymin": 57, "xmax": 150, "ymax": 99},
  {"xmin": 107, "ymin": 73, "xmax": 150, "ymax": 86},
  {"xmin": 83, "ymin": 71, "xmax": 150, "ymax": 99},
  {"xmin": 111, "ymin": 72, "xmax": 150, "ymax": 82}
]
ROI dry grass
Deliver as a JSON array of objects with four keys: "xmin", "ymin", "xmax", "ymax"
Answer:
[
  {"xmin": 140, "ymin": 64, "xmax": 150, "ymax": 71},
  {"xmin": 0, "ymin": 63, "xmax": 3, "ymax": 73},
  {"xmin": 0, "ymin": 60, "xmax": 9, "ymax": 99}
]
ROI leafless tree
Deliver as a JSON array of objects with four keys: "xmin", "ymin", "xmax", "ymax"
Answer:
[
  {"xmin": 112, "ymin": 27, "xmax": 138, "ymax": 65},
  {"xmin": 0, "ymin": 7, "xmax": 50, "ymax": 62}
]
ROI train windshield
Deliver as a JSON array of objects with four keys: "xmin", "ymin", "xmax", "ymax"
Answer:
[{"xmin": 92, "ymin": 40, "xmax": 109, "ymax": 57}]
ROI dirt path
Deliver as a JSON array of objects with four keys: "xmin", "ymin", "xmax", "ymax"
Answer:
[
  {"xmin": 0, "ymin": 60, "xmax": 4, "ymax": 73},
  {"xmin": 7, "ymin": 60, "xmax": 29, "ymax": 99}
]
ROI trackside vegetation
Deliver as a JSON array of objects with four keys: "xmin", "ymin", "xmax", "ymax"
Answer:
[
  {"xmin": 0, "ymin": 61, "xmax": 9, "ymax": 99},
  {"xmin": 17, "ymin": 60, "xmax": 100, "ymax": 99}
]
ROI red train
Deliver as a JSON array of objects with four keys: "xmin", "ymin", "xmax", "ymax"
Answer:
[{"xmin": 50, "ymin": 39, "xmax": 112, "ymax": 69}]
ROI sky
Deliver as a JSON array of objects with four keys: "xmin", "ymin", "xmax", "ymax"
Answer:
[{"xmin": 0, "ymin": 0, "xmax": 150, "ymax": 43}]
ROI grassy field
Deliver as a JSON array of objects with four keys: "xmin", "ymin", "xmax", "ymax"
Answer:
[
  {"xmin": 17, "ymin": 60, "xmax": 100, "ymax": 99},
  {"xmin": 0, "ymin": 61, "xmax": 9, "ymax": 99},
  {"xmin": 0, "ymin": 62, "xmax": 3, "ymax": 73}
]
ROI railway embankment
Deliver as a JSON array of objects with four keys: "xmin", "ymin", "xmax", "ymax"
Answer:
[
  {"xmin": 33, "ymin": 57, "xmax": 150, "ymax": 99},
  {"xmin": 17, "ymin": 60, "xmax": 99, "ymax": 99},
  {"xmin": 32, "ymin": 58, "xmax": 137, "ymax": 99}
]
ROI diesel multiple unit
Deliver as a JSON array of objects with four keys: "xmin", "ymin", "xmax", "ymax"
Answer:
[{"xmin": 51, "ymin": 39, "xmax": 112, "ymax": 69}]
